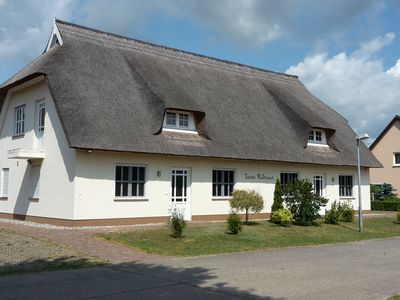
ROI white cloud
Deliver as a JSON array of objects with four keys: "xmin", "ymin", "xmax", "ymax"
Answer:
[{"xmin": 286, "ymin": 33, "xmax": 400, "ymax": 142}]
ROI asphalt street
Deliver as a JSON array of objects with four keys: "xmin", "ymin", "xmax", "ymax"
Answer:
[{"xmin": 1, "ymin": 237, "xmax": 399, "ymax": 299}]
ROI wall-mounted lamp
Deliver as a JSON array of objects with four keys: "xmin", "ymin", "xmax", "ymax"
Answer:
[
  {"xmin": 332, "ymin": 177, "xmax": 335, "ymax": 183},
  {"xmin": 87, "ymin": 150, "xmax": 93, "ymax": 154},
  {"xmin": 157, "ymin": 170, "xmax": 161, "ymax": 177}
]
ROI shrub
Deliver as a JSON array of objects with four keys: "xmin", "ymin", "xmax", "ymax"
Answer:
[
  {"xmin": 271, "ymin": 179, "xmax": 284, "ymax": 212},
  {"xmin": 231, "ymin": 190, "xmax": 264, "ymax": 223},
  {"xmin": 397, "ymin": 211, "xmax": 400, "ymax": 223},
  {"xmin": 371, "ymin": 183, "xmax": 397, "ymax": 201},
  {"xmin": 227, "ymin": 211, "xmax": 242, "ymax": 234},
  {"xmin": 371, "ymin": 201, "xmax": 400, "ymax": 211},
  {"xmin": 283, "ymin": 179, "xmax": 328, "ymax": 226},
  {"xmin": 270, "ymin": 208, "xmax": 292, "ymax": 226},
  {"xmin": 168, "ymin": 208, "xmax": 186, "ymax": 238},
  {"xmin": 325, "ymin": 201, "xmax": 340, "ymax": 225},
  {"xmin": 338, "ymin": 201, "xmax": 354, "ymax": 222}
]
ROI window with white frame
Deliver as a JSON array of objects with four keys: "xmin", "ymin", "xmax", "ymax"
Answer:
[
  {"xmin": 280, "ymin": 172, "xmax": 298, "ymax": 188},
  {"xmin": 212, "ymin": 170, "xmax": 234, "ymax": 197},
  {"xmin": 38, "ymin": 102, "xmax": 45, "ymax": 133},
  {"xmin": 115, "ymin": 166, "xmax": 145, "ymax": 197},
  {"xmin": 163, "ymin": 110, "xmax": 196, "ymax": 132},
  {"xmin": 313, "ymin": 175, "xmax": 324, "ymax": 197},
  {"xmin": 14, "ymin": 105, "xmax": 25, "ymax": 136},
  {"xmin": 308, "ymin": 128, "xmax": 327, "ymax": 146},
  {"xmin": 1, "ymin": 168, "xmax": 9, "ymax": 198},
  {"xmin": 339, "ymin": 175, "xmax": 353, "ymax": 197},
  {"xmin": 394, "ymin": 153, "xmax": 400, "ymax": 166}
]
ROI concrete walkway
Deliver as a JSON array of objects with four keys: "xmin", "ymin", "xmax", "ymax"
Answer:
[{"xmin": 1, "ymin": 237, "xmax": 400, "ymax": 299}]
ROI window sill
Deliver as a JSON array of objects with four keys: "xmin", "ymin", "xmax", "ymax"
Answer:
[
  {"xmin": 114, "ymin": 197, "xmax": 149, "ymax": 202},
  {"xmin": 29, "ymin": 197, "xmax": 39, "ymax": 202},
  {"xmin": 392, "ymin": 164, "xmax": 400, "ymax": 168},
  {"xmin": 212, "ymin": 197, "xmax": 233, "ymax": 201},
  {"xmin": 12, "ymin": 134, "xmax": 25, "ymax": 140},
  {"xmin": 0, "ymin": 197, "xmax": 8, "ymax": 200}
]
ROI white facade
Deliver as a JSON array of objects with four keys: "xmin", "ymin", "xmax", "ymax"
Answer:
[{"xmin": 0, "ymin": 80, "xmax": 371, "ymax": 224}]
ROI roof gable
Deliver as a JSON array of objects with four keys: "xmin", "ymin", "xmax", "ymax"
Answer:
[{"xmin": 370, "ymin": 115, "xmax": 400, "ymax": 150}]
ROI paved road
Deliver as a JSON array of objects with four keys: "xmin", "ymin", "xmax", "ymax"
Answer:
[{"xmin": 1, "ymin": 238, "xmax": 400, "ymax": 299}]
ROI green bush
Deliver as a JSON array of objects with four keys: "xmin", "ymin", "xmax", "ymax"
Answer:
[
  {"xmin": 283, "ymin": 179, "xmax": 328, "ymax": 226},
  {"xmin": 397, "ymin": 211, "xmax": 400, "ymax": 223},
  {"xmin": 371, "ymin": 201, "xmax": 400, "ymax": 211},
  {"xmin": 231, "ymin": 190, "xmax": 264, "ymax": 223},
  {"xmin": 371, "ymin": 183, "xmax": 397, "ymax": 201},
  {"xmin": 169, "ymin": 208, "xmax": 186, "ymax": 238},
  {"xmin": 325, "ymin": 201, "xmax": 340, "ymax": 225},
  {"xmin": 271, "ymin": 179, "xmax": 284, "ymax": 212},
  {"xmin": 227, "ymin": 211, "xmax": 242, "ymax": 234},
  {"xmin": 270, "ymin": 208, "xmax": 292, "ymax": 226},
  {"xmin": 338, "ymin": 201, "xmax": 354, "ymax": 222}
]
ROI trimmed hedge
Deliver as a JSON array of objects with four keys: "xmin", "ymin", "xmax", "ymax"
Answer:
[{"xmin": 371, "ymin": 201, "xmax": 400, "ymax": 211}]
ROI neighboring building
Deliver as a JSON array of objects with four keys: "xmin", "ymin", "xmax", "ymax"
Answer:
[
  {"xmin": 370, "ymin": 115, "xmax": 400, "ymax": 194},
  {"xmin": 0, "ymin": 20, "xmax": 380, "ymax": 226}
]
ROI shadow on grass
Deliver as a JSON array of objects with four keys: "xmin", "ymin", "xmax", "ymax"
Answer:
[
  {"xmin": 243, "ymin": 221, "xmax": 261, "ymax": 226},
  {"xmin": 0, "ymin": 256, "xmax": 107, "ymax": 277},
  {"xmin": 0, "ymin": 260, "xmax": 278, "ymax": 299}
]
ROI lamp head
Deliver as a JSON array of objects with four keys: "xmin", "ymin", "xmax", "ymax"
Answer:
[{"xmin": 357, "ymin": 133, "xmax": 370, "ymax": 141}]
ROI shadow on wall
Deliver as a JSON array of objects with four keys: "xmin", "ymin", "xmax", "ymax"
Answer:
[
  {"xmin": 13, "ymin": 162, "xmax": 34, "ymax": 217},
  {"xmin": 0, "ymin": 260, "xmax": 277, "ymax": 299}
]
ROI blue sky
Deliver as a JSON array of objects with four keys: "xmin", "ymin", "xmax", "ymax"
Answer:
[{"xmin": 0, "ymin": 0, "xmax": 399, "ymax": 143}]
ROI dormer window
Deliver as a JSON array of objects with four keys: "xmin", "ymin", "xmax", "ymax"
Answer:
[
  {"xmin": 308, "ymin": 129, "xmax": 328, "ymax": 147},
  {"xmin": 163, "ymin": 110, "xmax": 196, "ymax": 133}
]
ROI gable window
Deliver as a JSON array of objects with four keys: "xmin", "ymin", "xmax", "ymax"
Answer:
[
  {"xmin": 1, "ymin": 168, "xmax": 9, "ymax": 198},
  {"xmin": 280, "ymin": 172, "xmax": 298, "ymax": 188},
  {"xmin": 212, "ymin": 169, "xmax": 234, "ymax": 197},
  {"xmin": 14, "ymin": 105, "xmax": 25, "ymax": 136},
  {"xmin": 308, "ymin": 128, "xmax": 327, "ymax": 146},
  {"xmin": 339, "ymin": 175, "xmax": 353, "ymax": 197},
  {"xmin": 163, "ymin": 110, "xmax": 196, "ymax": 132},
  {"xmin": 38, "ymin": 102, "xmax": 45, "ymax": 133},
  {"xmin": 394, "ymin": 153, "xmax": 400, "ymax": 166},
  {"xmin": 115, "ymin": 166, "xmax": 145, "ymax": 197}
]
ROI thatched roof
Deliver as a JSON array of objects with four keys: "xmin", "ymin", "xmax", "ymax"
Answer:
[{"xmin": 0, "ymin": 20, "xmax": 381, "ymax": 168}]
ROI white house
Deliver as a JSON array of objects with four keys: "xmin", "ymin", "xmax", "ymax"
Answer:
[{"xmin": 0, "ymin": 20, "xmax": 381, "ymax": 226}]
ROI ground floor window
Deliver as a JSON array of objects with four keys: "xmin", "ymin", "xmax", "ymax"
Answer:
[
  {"xmin": 115, "ymin": 166, "xmax": 145, "ymax": 197},
  {"xmin": 212, "ymin": 170, "xmax": 234, "ymax": 197},
  {"xmin": 280, "ymin": 172, "xmax": 298, "ymax": 188},
  {"xmin": 339, "ymin": 175, "xmax": 353, "ymax": 197},
  {"xmin": 1, "ymin": 168, "xmax": 9, "ymax": 197},
  {"xmin": 313, "ymin": 175, "xmax": 324, "ymax": 197}
]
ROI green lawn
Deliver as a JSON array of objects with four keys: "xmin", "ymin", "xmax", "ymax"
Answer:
[{"xmin": 98, "ymin": 216, "xmax": 400, "ymax": 257}]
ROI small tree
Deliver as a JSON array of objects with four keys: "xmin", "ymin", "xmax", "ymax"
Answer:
[
  {"xmin": 231, "ymin": 190, "xmax": 264, "ymax": 223},
  {"xmin": 283, "ymin": 179, "xmax": 328, "ymax": 226},
  {"xmin": 271, "ymin": 179, "xmax": 284, "ymax": 212},
  {"xmin": 168, "ymin": 207, "xmax": 186, "ymax": 238},
  {"xmin": 371, "ymin": 183, "xmax": 397, "ymax": 201}
]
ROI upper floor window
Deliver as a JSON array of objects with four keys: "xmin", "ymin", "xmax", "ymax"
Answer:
[
  {"xmin": 163, "ymin": 110, "xmax": 196, "ymax": 132},
  {"xmin": 38, "ymin": 102, "xmax": 45, "ymax": 133},
  {"xmin": 14, "ymin": 105, "xmax": 25, "ymax": 136},
  {"xmin": 308, "ymin": 128, "xmax": 327, "ymax": 146},
  {"xmin": 394, "ymin": 153, "xmax": 400, "ymax": 166}
]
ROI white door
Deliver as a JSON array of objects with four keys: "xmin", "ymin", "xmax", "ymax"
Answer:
[
  {"xmin": 313, "ymin": 174, "xmax": 326, "ymax": 215},
  {"xmin": 171, "ymin": 168, "xmax": 191, "ymax": 221}
]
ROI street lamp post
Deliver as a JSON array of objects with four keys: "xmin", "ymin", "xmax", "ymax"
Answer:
[{"xmin": 357, "ymin": 133, "xmax": 369, "ymax": 233}]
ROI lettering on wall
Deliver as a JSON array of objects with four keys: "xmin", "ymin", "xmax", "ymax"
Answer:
[{"xmin": 244, "ymin": 173, "xmax": 274, "ymax": 181}]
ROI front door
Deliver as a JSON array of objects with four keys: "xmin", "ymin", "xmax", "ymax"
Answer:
[{"xmin": 171, "ymin": 169, "xmax": 191, "ymax": 221}]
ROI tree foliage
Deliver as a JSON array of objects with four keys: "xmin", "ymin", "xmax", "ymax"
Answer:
[
  {"xmin": 371, "ymin": 183, "xmax": 397, "ymax": 201},
  {"xmin": 271, "ymin": 179, "xmax": 284, "ymax": 212},
  {"xmin": 231, "ymin": 190, "xmax": 264, "ymax": 223},
  {"xmin": 283, "ymin": 179, "xmax": 328, "ymax": 226}
]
